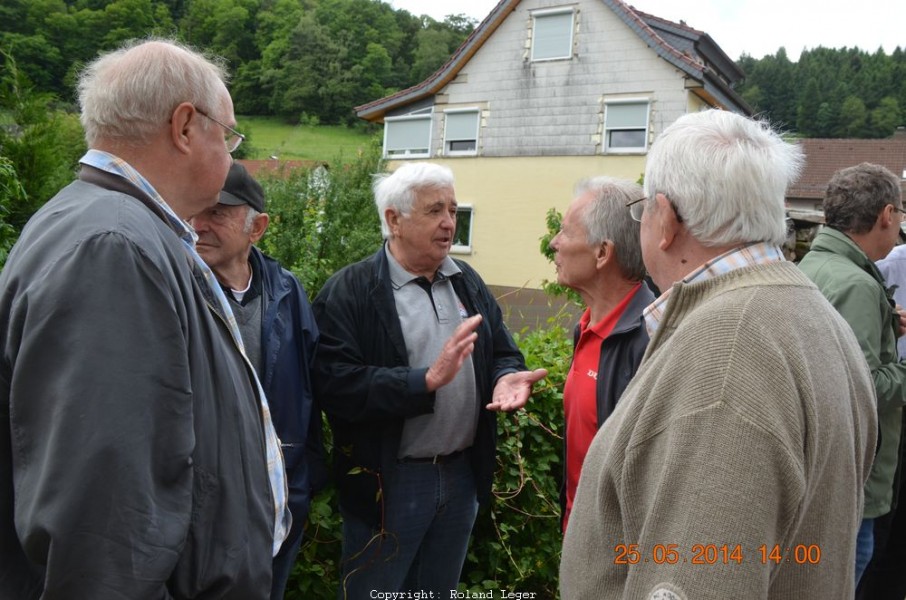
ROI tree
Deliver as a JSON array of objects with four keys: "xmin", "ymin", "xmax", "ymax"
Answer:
[
  {"xmin": 838, "ymin": 95, "xmax": 867, "ymax": 137},
  {"xmin": 409, "ymin": 14, "xmax": 476, "ymax": 83},
  {"xmin": 815, "ymin": 101, "xmax": 837, "ymax": 137},
  {"xmin": 870, "ymin": 96, "xmax": 901, "ymax": 137},
  {"xmin": 749, "ymin": 48, "xmax": 797, "ymax": 129},
  {"xmin": 0, "ymin": 33, "xmax": 67, "ymax": 93},
  {"xmin": 361, "ymin": 41, "xmax": 393, "ymax": 99},
  {"xmin": 265, "ymin": 11, "xmax": 360, "ymax": 124},
  {"xmin": 0, "ymin": 0, "xmax": 476, "ymax": 126},
  {"xmin": 410, "ymin": 25, "xmax": 458, "ymax": 83},
  {"xmin": 796, "ymin": 78, "xmax": 822, "ymax": 136},
  {"xmin": 738, "ymin": 45, "xmax": 906, "ymax": 139},
  {"xmin": 0, "ymin": 157, "xmax": 24, "ymax": 268},
  {"xmin": 178, "ymin": 0, "xmax": 256, "ymax": 67},
  {"xmin": 0, "ymin": 48, "xmax": 86, "ymax": 232}
]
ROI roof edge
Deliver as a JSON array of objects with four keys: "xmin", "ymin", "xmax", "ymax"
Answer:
[{"xmin": 355, "ymin": 0, "xmax": 518, "ymax": 121}]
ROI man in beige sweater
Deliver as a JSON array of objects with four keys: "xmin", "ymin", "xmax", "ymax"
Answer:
[{"xmin": 560, "ymin": 110, "xmax": 878, "ymax": 599}]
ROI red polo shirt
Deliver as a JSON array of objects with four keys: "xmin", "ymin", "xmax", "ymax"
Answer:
[{"xmin": 563, "ymin": 284, "xmax": 640, "ymax": 531}]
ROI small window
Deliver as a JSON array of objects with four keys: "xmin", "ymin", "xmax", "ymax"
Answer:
[
  {"xmin": 384, "ymin": 115, "xmax": 431, "ymax": 158},
  {"xmin": 452, "ymin": 206, "xmax": 473, "ymax": 253},
  {"xmin": 604, "ymin": 101, "xmax": 650, "ymax": 153},
  {"xmin": 531, "ymin": 9, "xmax": 574, "ymax": 62},
  {"xmin": 444, "ymin": 110, "xmax": 479, "ymax": 156}
]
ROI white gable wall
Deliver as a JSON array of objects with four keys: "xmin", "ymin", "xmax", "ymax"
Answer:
[{"xmin": 432, "ymin": 0, "xmax": 692, "ymax": 158}]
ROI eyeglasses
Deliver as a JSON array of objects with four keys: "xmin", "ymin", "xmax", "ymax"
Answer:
[
  {"xmin": 627, "ymin": 197, "xmax": 647, "ymax": 222},
  {"xmin": 626, "ymin": 196, "xmax": 684, "ymax": 224},
  {"xmin": 891, "ymin": 204, "xmax": 906, "ymax": 215},
  {"xmin": 195, "ymin": 107, "xmax": 245, "ymax": 153}
]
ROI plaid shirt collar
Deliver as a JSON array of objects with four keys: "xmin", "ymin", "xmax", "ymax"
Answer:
[{"xmin": 643, "ymin": 242, "xmax": 786, "ymax": 336}]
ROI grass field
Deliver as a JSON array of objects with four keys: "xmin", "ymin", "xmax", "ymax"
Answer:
[{"xmin": 238, "ymin": 115, "xmax": 379, "ymax": 163}]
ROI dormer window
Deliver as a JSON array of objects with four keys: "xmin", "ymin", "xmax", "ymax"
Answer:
[{"xmin": 531, "ymin": 8, "xmax": 575, "ymax": 62}]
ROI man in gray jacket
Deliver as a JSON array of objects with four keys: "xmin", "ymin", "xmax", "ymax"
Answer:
[{"xmin": 0, "ymin": 39, "xmax": 286, "ymax": 599}]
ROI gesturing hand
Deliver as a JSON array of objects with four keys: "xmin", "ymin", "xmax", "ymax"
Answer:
[
  {"xmin": 425, "ymin": 314, "xmax": 483, "ymax": 392},
  {"xmin": 486, "ymin": 368, "xmax": 548, "ymax": 412}
]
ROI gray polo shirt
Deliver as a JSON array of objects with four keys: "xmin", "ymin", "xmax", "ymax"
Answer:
[{"xmin": 386, "ymin": 246, "xmax": 478, "ymax": 459}]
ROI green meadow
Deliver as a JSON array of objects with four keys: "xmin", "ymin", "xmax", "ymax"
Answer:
[{"xmin": 237, "ymin": 115, "xmax": 379, "ymax": 163}]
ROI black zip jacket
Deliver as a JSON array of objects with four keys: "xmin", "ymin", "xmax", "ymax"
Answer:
[{"xmin": 311, "ymin": 245, "xmax": 526, "ymax": 526}]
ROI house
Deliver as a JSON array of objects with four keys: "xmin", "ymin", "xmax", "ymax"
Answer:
[
  {"xmin": 787, "ymin": 132, "xmax": 906, "ymax": 213},
  {"xmin": 784, "ymin": 131, "xmax": 906, "ymax": 258},
  {"xmin": 355, "ymin": 0, "xmax": 750, "ymax": 320}
]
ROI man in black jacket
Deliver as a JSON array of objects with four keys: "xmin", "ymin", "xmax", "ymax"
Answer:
[{"xmin": 312, "ymin": 162, "xmax": 546, "ymax": 598}]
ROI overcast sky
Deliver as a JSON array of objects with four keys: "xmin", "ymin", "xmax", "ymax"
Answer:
[{"xmin": 387, "ymin": 0, "xmax": 904, "ymax": 61}]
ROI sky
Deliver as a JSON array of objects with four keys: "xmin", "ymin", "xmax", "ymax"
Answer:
[{"xmin": 387, "ymin": 0, "xmax": 905, "ymax": 61}]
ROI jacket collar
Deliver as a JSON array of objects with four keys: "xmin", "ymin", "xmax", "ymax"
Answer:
[
  {"xmin": 811, "ymin": 227, "xmax": 888, "ymax": 285},
  {"xmin": 251, "ymin": 246, "xmax": 291, "ymax": 301},
  {"xmin": 610, "ymin": 282, "xmax": 657, "ymax": 336},
  {"xmin": 573, "ymin": 282, "xmax": 655, "ymax": 346}
]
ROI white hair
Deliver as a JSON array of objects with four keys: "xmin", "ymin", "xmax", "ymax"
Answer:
[
  {"xmin": 644, "ymin": 110, "xmax": 804, "ymax": 246},
  {"xmin": 242, "ymin": 207, "xmax": 260, "ymax": 234},
  {"xmin": 78, "ymin": 38, "xmax": 229, "ymax": 147},
  {"xmin": 373, "ymin": 162, "xmax": 455, "ymax": 239},
  {"xmin": 573, "ymin": 176, "xmax": 646, "ymax": 281}
]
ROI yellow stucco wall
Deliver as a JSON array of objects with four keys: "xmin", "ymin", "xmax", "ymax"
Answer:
[{"xmin": 389, "ymin": 155, "xmax": 647, "ymax": 289}]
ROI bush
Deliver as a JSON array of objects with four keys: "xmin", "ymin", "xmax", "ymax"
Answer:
[
  {"xmin": 462, "ymin": 312, "xmax": 573, "ymax": 597},
  {"xmin": 0, "ymin": 157, "xmax": 23, "ymax": 267},
  {"xmin": 257, "ymin": 136, "xmax": 384, "ymax": 298}
]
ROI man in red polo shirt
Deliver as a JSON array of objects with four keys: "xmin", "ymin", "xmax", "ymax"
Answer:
[{"xmin": 549, "ymin": 176, "xmax": 654, "ymax": 529}]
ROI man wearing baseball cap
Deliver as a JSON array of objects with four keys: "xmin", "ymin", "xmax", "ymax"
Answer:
[{"xmin": 191, "ymin": 162, "xmax": 326, "ymax": 599}]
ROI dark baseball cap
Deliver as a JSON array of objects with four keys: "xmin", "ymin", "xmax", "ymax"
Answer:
[{"xmin": 219, "ymin": 162, "xmax": 265, "ymax": 212}]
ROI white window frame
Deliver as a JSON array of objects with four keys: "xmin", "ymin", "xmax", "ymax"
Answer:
[
  {"xmin": 383, "ymin": 112, "xmax": 432, "ymax": 158},
  {"xmin": 603, "ymin": 100, "xmax": 650, "ymax": 154},
  {"xmin": 451, "ymin": 205, "xmax": 474, "ymax": 254},
  {"xmin": 531, "ymin": 8, "xmax": 575, "ymax": 62},
  {"xmin": 443, "ymin": 109, "xmax": 480, "ymax": 156}
]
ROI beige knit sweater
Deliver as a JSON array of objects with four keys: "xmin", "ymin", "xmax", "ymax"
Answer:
[{"xmin": 560, "ymin": 262, "xmax": 877, "ymax": 599}]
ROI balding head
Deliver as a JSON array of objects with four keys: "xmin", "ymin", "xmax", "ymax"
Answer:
[{"xmin": 78, "ymin": 38, "xmax": 229, "ymax": 148}]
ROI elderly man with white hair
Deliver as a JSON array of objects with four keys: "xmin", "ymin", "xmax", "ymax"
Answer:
[
  {"xmin": 560, "ymin": 110, "xmax": 877, "ymax": 599},
  {"xmin": 312, "ymin": 162, "xmax": 546, "ymax": 598}
]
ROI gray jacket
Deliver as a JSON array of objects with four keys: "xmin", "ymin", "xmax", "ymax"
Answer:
[{"xmin": 0, "ymin": 169, "xmax": 274, "ymax": 599}]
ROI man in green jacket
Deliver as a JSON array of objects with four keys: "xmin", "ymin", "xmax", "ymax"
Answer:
[{"xmin": 798, "ymin": 162, "xmax": 906, "ymax": 587}]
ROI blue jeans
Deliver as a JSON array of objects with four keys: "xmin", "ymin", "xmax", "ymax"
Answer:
[
  {"xmin": 855, "ymin": 517, "xmax": 874, "ymax": 586},
  {"xmin": 337, "ymin": 451, "xmax": 479, "ymax": 599}
]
